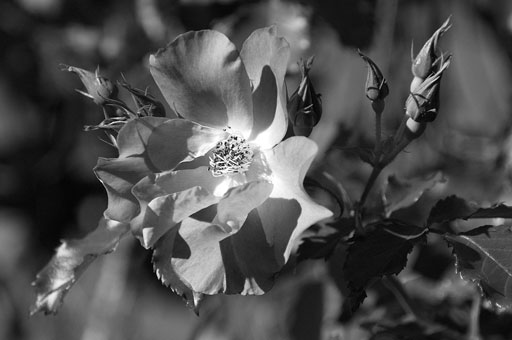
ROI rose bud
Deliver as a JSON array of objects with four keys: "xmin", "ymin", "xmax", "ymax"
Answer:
[
  {"xmin": 358, "ymin": 50, "xmax": 389, "ymax": 103},
  {"xmin": 287, "ymin": 56, "xmax": 322, "ymax": 137},
  {"xmin": 411, "ymin": 17, "xmax": 451, "ymax": 79},
  {"xmin": 62, "ymin": 65, "xmax": 118, "ymax": 105},
  {"xmin": 406, "ymin": 55, "xmax": 451, "ymax": 122}
]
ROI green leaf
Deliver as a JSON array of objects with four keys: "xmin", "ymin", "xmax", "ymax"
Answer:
[
  {"xmin": 382, "ymin": 171, "xmax": 444, "ymax": 217},
  {"xmin": 297, "ymin": 232, "xmax": 342, "ymax": 262},
  {"xmin": 342, "ymin": 219, "xmax": 426, "ymax": 313},
  {"xmin": 427, "ymin": 195, "xmax": 512, "ymax": 225},
  {"xmin": 31, "ymin": 218, "xmax": 130, "ymax": 315},
  {"xmin": 297, "ymin": 218, "xmax": 354, "ymax": 261},
  {"xmin": 446, "ymin": 225, "xmax": 512, "ymax": 311}
]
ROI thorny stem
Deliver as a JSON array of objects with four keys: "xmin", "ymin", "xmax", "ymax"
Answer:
[
  {"xmin": 383, "ymin": 115, "xmax": 408, "ymax": 164},
  {"xmin": 356, "ymin": 115, "xmax": 420, "ymax": 231}
]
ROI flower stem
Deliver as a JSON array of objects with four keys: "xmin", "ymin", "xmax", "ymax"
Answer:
[
  {"xmin": 374, "ymin": 110, "xmax": 383, "ymax": 157},
  {"xmin": 359, "ymin": 164, "xmax": 382, "ymax": 208},
  {"xmin": 382, "ymin": 276, "xmax": 419, "ymax": 321}
]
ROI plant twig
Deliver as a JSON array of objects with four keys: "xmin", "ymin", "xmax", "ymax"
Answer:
[
  {"xmin": 466, "ymin": 293, "xmax": 481, "ymax": 340},
  {"xmin": 382, "ymin": 275, "xmax": 419, "ymax": 321},
  {"xmin": 374, "ymin": 111, "xmax": 383, "ymax": 157},
  {"xmin": 359, "ymin": 165, "xmax": 382, "ymax": 208}
]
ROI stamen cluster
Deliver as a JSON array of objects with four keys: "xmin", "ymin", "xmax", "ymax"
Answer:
[{"xmin": 209, "ymin": 135, "xmax": 254, "ymax": 177}]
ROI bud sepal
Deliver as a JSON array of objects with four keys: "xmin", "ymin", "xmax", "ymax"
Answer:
[{"xmin": 287, "ymin": 56, "xmax": 322, "ymax": 137}]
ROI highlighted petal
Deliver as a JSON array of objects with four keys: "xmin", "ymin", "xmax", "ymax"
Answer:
[
  {"xmin": 261, "ymin": 137, "xmax": 333, "ymax": 262},
  {"xmin": 241, "ymin": 26, "xmax": 290, "ymax": 149},
  {"xmin": 147, "ymin": 119, "xmax": 227, "ymax": 171},
  {"xmin": 141, "ymin": 186, "xmax": 220, "ymax": 248},
  {"xmin": 150, "ymin": 30, "xmax": 253, "ymax": 136}
]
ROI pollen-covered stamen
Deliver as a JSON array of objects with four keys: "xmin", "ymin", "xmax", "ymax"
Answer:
[{"xmin": 209, "ymin": 135, "xmax": 254, "ymax": 177}]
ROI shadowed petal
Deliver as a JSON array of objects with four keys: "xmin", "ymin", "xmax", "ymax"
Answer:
[
  {"xmin": 131, "ymin": 174, "xmax": 167, "ymax": 242},
  {"xmin": 95, "ymin": 117, "xmax": 169, "ymax": 222},
  {"xmin": 152, "ymin": 227, "xmax": 202, "ymax": 312},
  {"xmin": 220, "ymin": 209, "xmax": 281, "ymax": 295},
  {"xmin": 117, "ymin": 117, "xmax": 169, "ymax": 158},
  {"xmin": 152, "ymin": 180, "xmax": 274, "ymax": 295},
  {"xmin": 156, "ymin": 209, "xmax": 282, "ymax": 296},
  {"xmin": 147, "ymin": 119, "xmax": 227, "ymax": 171},
  {"xmin": 241, "ymin": 26, "xmax": 290, "ymax": 149},
  {"xmin": 155, "ymin": 166, "xmax": 225, "ymax": 195},
  {"xmin": 141, "ymin": 186, "xmax": 220, "ymax": 248},
  {"xmin": 150, "ymin": 30, "xmax": 253, "ymax": 136},
  {"xmin": 171, "ymin": 218, "xmax": 227, "ymax": 294},
  {"xmin": 215, "ymin": 180, "xmax": 273, "ymax": 231},
  {"xmin": 261, "ymin": 137, "xmax": 333, "ymax": 262},
  {"xmin": 131, "ymin": 167, "xmax": 225, "ymax": 244},
  {"xmin": 95, "ymin": 157, "xmax": 151, "ymax": 222}
]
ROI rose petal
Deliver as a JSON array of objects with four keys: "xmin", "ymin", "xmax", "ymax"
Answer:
[
  {"xmin": 261, "ymin": 137, "xmax": 333, "ymax": 262},
  {"xmin": 149, "ymin": 30, "xmax": 253, "ymax": 136},
  {"xmin": 117, "ymin": 117, "xmax": 169, "ymax": 158},
  {"xmin": 152, "ymin": 180, "xmax": 275, "ymax": 295},
  {"xmin": 155, "ymin": 166, "xmax": 225, "ymax": 195},
  {"xmin": 170, "ymin": 217, "xmax": 227, "ymax": 294},
  {"xmin": 95, "ymin": 157, "xmax": 151, "ymax": 222},
  {"xmin": 95, "ymin": 117, "xmax": 170, "ymax": 222},
  {"xmin": 215, "ymin": 180, "xmax": 273, "ymax": 232},
  {"xmin": 131, "ymin": 174, "xmax": 167, "ymax": 242},
  {"xmin": 131, "ymin": 167, "xmax": 225, "ymax": 244},
  {"xmin": 167, "ymin": 210, "xmax": 280, "ymax": 295},
  {"xmin": 141, "ymin": 186, "xmax": 220, "ymax": 248},
  {"xmin": 219, "ymin": 209, "xmax": 281, "ymax": 295},
  {"xmin": 147, "ymin": 119, "xmax": 227, "ymax": 171},
  {"xmin": 152, "ymin": 227, "xmax": 202, "ymax": 311},
  {"xmin": 241, "ymin": 26, "xmax": 290, "ymax": 149}
]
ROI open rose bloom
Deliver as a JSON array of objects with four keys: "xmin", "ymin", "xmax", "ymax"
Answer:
[{"xmin": 32, "ymin": 27, "xmax": 332, "ymax": 313}]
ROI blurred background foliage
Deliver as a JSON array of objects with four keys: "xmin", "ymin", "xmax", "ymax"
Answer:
[{"xmin": 1, "ymin": 0, "xmax": 512, "ymax": 339}]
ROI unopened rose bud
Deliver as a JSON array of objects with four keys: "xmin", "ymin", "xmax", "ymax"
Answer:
[
  {"xmin": 358, "ymin": 50, "xmax": 389, "ymax": 102},
  {"xmin": 63, "ymin": 65, "xmax": 118, "ymax": 105},
  {"xmin": 406, "ymin": 55, "xmax": 451, "ymax": 122},
  {"xmin": 288, "ymin": 56, "xmax": 322, "ymax": 137},
  {"xmin": 119, "ymin": 81, "xmax": 165, "ymax": 117},
  {"xmin": 411, "ymin": 17, "xmax": 451, "ymax": 79}
]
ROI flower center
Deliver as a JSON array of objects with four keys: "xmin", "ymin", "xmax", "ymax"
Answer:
[{"xmin": 209, "ymin": 134, "xmax": 254, "ymax": 177}]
